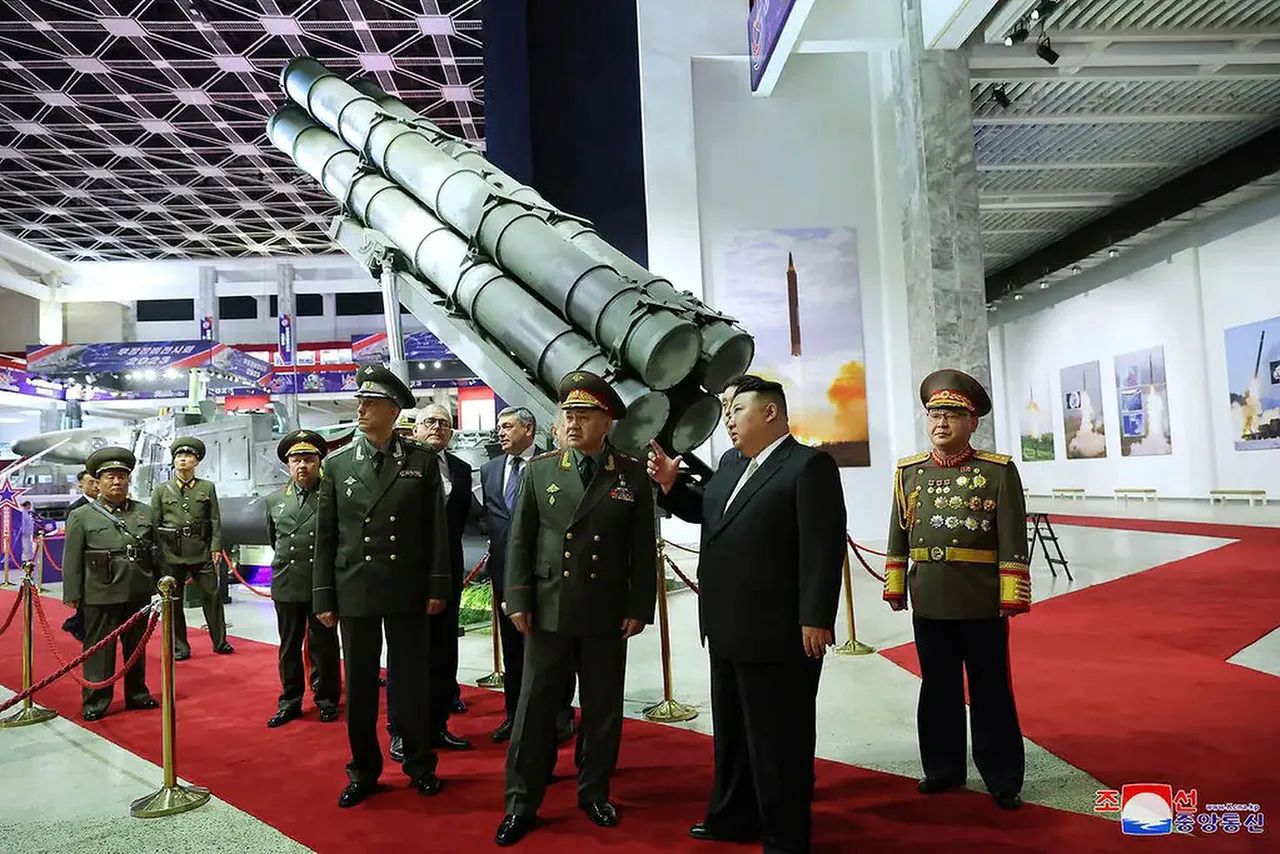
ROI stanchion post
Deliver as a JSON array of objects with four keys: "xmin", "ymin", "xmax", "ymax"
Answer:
[
  {"xmin": 0, "ymin": 566, "xmax": 58, "ymax": 727},
  {"xmin": 642, "ymin": 536, "xmax": 697, "ymax": 723},
  {"xmin": 130, "ymin": 576, "xmax": 210, "ymax": 818},
  {"xmin": 34, "ymin": 535, "xmax": 45, "ymax": 593},
  {"xmin": 834, "ymin": 548, "xmax": 875, "ymax": 656},
  {"xmin": 475, "ymin": 591, "xmax": 504, "ymax": 689}
]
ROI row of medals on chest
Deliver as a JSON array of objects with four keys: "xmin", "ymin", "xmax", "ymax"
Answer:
[{"xmin": 916, "ymin": 468, "xmax": 996, "ymax": 532}]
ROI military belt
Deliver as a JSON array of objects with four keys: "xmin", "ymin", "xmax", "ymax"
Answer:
[{"xmin": 909, "ymin": 547, "xmax": 997, "ymax": 564}]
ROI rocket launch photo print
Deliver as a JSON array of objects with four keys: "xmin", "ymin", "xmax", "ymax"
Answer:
[
  {"xmin": 1061, "ymin": 360, "xmax": 1108, "ymax": 460},
  {"xmin": 1224, "ymin": 314, "xmax": 1280, "ymax": 450},
  {"xmin": 713, "ymin": 227, "xmax": 870, "ymax": 467}
]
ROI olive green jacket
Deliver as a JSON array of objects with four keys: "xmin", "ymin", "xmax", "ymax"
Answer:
[
  {"xmin": 504, "ymin": 444, "xmax": 657, "ymax": 636},
  {"xmin": 266, "ymin": 481, "xmax": 321, "ymax": 604},
  {"xmin": 313, "ymin": 435, "xmax": 451, "ymax": 617},
  {"xmin": 883, "ymin": 449, "xmax": 1030, "ymax": 620},
  {"xmin": 150, "ymin": 476, "xmax": 222, "ymax": 564},
  {"xmin": 62, "ymin": 499, "xmax": 157, "ymax": 606}
]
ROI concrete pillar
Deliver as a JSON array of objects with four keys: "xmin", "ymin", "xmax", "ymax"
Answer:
[
  {"xmin": 276, "ymin": 263, "xmax": 300, "ymax": 432},
  {"xmin": 37, "ymin": 275, "xmax": 64, "ymax": 345},
  {"xmin": 197, "ymin": 266, "xmax": 217, "ymax": 340},
  {"xmin": 894, "ymin": 0, "xmax": 993, "ymax": 448}
]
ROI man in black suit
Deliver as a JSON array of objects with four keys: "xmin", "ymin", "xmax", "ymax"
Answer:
[
  {"xmin": 480, "ymin": 406, "xmax": 577, "ymax": 744},
  {"xmin": 411, "ymin": 402, "xmax": 474, "ymax": 752},
  {"xmin": 648, "ymin": 375, "xmax": 846, "ymax": 853},
  {"xmin": 61, "ymin": 469, "xmax": 98, "ymax": 642}
]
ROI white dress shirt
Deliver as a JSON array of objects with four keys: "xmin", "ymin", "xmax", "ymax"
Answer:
[
  {"xmin": 726, "ymin": 432, "xmax": 790, "ymax": 509},
  {"xmin": 438, "ymin": 453, "xmax": 453, "ymax": 499}
]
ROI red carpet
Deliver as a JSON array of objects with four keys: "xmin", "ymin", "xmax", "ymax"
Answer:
[
  {"xmin": 882, "ymin": 515, "xmax": 1280, "ymax": 853},
  {"xmin": 0, "ymin": 593, "xmax": 1119, "ymax": 852}
]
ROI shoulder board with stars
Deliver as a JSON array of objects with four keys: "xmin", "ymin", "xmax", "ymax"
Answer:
[
  {"xmin": 973, "ymin": 450, "xmax": 1011, "ymax": 465},
  {"xmin": 897, "ymin": 451, "xmax": 930, "ymax": 468},
  {"xmin": 327, "ymin": 442, "xmax": 357, "ymax": 458},
  {"xmin": 530, "ymin": 450, "xmax": 561, "ymax": 463}
]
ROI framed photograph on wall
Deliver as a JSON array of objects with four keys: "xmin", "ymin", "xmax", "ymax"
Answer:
[
  {"xmin": 1114, "ymin": 345, "xmax": 1172, "ymax": 456},
  {"xmin": 1224, "ymin": 316, "xmax": 1280, "ymax": 451},
  {"xmin": 1019, "ymin": 374, "xmax": 1055, "ymax": 462},
  {"xmin": 1061, "ymin": 360, "xmax": 1107, "ymax": 459}
]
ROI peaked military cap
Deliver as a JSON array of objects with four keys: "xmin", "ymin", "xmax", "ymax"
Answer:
[
  {"xmin": 86, "ymin": 446, "xmax": 136, "ymax": 478},
  {"xmin": 170, "ymin": 436, "xmax": 206, "ymax": 460},
  {"xmin": 920, "ymin": 369, "xmax": 992, "ymax": 418},
  {"xmin": 277, "ymin": 429, "xmax": 327, "ymax": 462},
  {"xmin": 353, "ymin": 363, "xmax": 415, "ymax": 410},
  {"xmin": 557, "ymin": 369, "xmax": 627, "ymax": 419}
]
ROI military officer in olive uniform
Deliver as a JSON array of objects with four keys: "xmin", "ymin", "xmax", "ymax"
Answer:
[
  {"xmin": 62, "ymin": 447, "xmax": 160, "ymax": 721},
  {"xmin": 883, "ymin": 369, "xmax": 1031, "ymax": 811},
  {"xmin": 266, "ymin": 430, "xmax": 341, "ymax": 728},
  {"xmin": 495, "ymin": 371, "xmax": 657, "ymax": 847},
  {"xmin": 151, "ymin": 436, "xmax": 232, "ymax": 659},
  {"xmin": 314, "ymin": 364, "xmax": 451, "ymax": 808}
]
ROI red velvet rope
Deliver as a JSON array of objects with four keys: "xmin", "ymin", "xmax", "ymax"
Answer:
[
  {"xmin": 0, "ymin": 586, "xmax": 21, "ymax": 638},
  {"xmin": 37, "ymin": 537, "xmax": 61, "ymax": 573},
  {"xmin": 0, "ymin": 592, "xmax": 158, "ymax": 712},
  {"xmin": 848, "ymin": 539, "xmax": 887, "ymax": 583},
  {"xmin": 846, "ymin": 533, "xmax": 887, "ymax": 558},
  {"xmin": 220, "ymin": 551, "xmax": 273, "ymax": 599},
  {"xmin": 463, "ymin": 552, "xmax": 489, "ymax": 587},
  {"xmin": 664, "ymin": 556, "xmax": 700, "ymax": 595}
]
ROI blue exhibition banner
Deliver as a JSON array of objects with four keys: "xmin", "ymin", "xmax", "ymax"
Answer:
[
  {"xmin": 749, "ymin": 0, "xmax": 798, "ymax": 91},
  {"xmin": 278, "ymin": 314, "xmax": 295, "ymax": 366},
  {"xmin": 350, "ymin": 331, "xmax": 455, "ymax": 364},
  {"xmin": 25, "ymin": 341, "xmax": 271, "ymax": 387}
]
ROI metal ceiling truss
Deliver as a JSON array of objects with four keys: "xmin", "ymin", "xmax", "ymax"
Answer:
[
  {"xmin": 974, "ymin": 0, "xmax": 1280, "ymax": 287},
  {"xmin": 0, "ymin": 0, "xmax": 483, "ymax": 263}
]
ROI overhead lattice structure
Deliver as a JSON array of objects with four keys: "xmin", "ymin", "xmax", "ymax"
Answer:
[
  {"xmin": 970, "ymin": 0, "xmax": 1280, "ymax": 282},
  {"xmin": 0, "ymin": 0, "xmax": 483, "ymax": 263}
]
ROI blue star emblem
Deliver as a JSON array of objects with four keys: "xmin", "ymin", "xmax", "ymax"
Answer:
[{"xmin": 0, "ymin": 478, "xmax": 27, "ymax": 510}]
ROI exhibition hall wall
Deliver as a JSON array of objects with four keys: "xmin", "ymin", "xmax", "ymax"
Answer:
[{"xmin": 990, "ymin": 202, "xmax": 1280, "ymax": 496}]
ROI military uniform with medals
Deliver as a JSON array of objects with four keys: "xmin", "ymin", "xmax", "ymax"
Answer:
[
  {"xmin": 266, "ymin": 430, "xmax": 341, "ymax": 727},
  {"xmin": 150, "ymin": 436, "xmax": 231, "ymax": 658},
  {"xmin": 61, "ymin": 447, "xmax": 159, "ymax": 720},
  {"xmin": 501, "ymin": 372, "xmax": 657, "ymax": 834},
  {"xmin": 313, "ymin": 365, "xmax": 451, "ymax": 796},
  {"xmin": 883, "ymin": 370, "xmax": 1030, "ymax": 807}
]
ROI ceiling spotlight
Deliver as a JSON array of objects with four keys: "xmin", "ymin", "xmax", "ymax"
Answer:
[
  {"xmin": 993, "ymin": 86, "xmax": 1012, "ymax": 109},
  {"xmin": 433, "ymin": 360, "xmax": 442, "ymax": 369},
  {"xmin": 1039, "ymin": 281, "xmax": 1050, "ymax": 290},
  {"xmin": 987, "ymin": 304, "xmax": 997, "ymax": 312},
  {"xmin": 1072, "ymin": 264, "xmax": 1082, "ymax": 274},
  {"xmin": 1004, "ymin": 22, "xmax": 1030, "ymax": 46},
  {"xmin": 1108, "ymin": 248, "xmax": 1119, "ymax": 259},
  {"xmin": 1036, "ymin": 36, "xmax": 1059, "ymax": 65},
  {"xmin": 1030, "ymin": 1, "xmax": 1059, "ymax": 23},
  {"xmin": 417, "ymin": 362, "xmax": 426, "ymax": 370},
  {"xmin": 1013, "ymin": 293, "xmax": 1025, "ymax": 301}
]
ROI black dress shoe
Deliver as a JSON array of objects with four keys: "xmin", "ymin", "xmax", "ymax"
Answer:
[
  {"xmin": 433, "ymin": 729, "xmax": 473, "ymax": 751},
  {"xmin": 689, "ymin": 822, "xmax": 758, "ymax": 843},
  {"xmin": 389, "ymin": 735, "xmax": 404, "ymax": 763},
  {"xmin": 918, "ymin": 777, "xmax": 964, "ymax": 795},
  {"xmin": 318, "ymin": 706, "xmax": 339, "ymax": 723},
  {"xmin": 993, "ymin": 792, "xmax": 1023, "ymax": 810},
  {"xmin": 495, "ymin": 814, "xmax": 533, "ymax": 846},
  {"xmin": 174, "ymin": 649, "xmax": 191, "ymax": 661},
  {"xmin": 213, "ymin": 642, "xmax": 235, "ymax": 654},
  {"xmin": 267, "ymin": 707, "xmax": 302, "ymax": 728},
  {"xmin": 337, "ymin": 781, "xmax": 377, "ymax": 808},
  {"xmin": 581, "ymin": 801, "xmax": 619, "ymax": 828},
  {"xmin": 125, "ymin": 696, "xmax": 159, "ymax": 711},
  {"xmin": 492, "ymin": 719, "xmax": 513, "ymax": 742},
  {"xmin": 82, "ymin": 708, "xmax": 106, "ymax": 722},
  {"xmin": 451, "ymin": 696, "xmax": 467, "ymax": 714},
  {"xmin": 410, "ymin": 774, "xmax": 443, "ymax": 796}
]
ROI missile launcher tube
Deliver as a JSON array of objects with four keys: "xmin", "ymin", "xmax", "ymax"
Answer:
[
  {"xmin": 282, "ymin": 57, "xmax": 699, "ymax": 391},
  {"xmin": 267, "ymin": 107, "xmax": 669, "ymax": 448}
]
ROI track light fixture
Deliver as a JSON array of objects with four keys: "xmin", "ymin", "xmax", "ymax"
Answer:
[
  {"xmin": 1004, "ymin": 22, "xmax": 1030, "ymax": 46},
  {"xmin": 1108, "ymin": 248, "xmax": 1119, "ymax": 259},
  {"xmin": 1030, "ymin": 1, "xmax": 1059, "ymax": 23},
  {"xmin": 1072, "ymin": 264, "xmax": 1082, "ymax": 274},
  {"xmin": 1036, "ymin": 36, "xmax": 1059, "ymax": 65},
  {"xmin": 992, "ymin": 86, "xmax": 1012, "ymax": 109}
]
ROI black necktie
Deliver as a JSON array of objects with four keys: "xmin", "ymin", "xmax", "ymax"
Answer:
[
  {"xmin": 577, "ymin": 454, "xmax": 594, "ymax": 487},
  {"xmin": 371, "ymin": 451, "xmax": 384, "ymax": 475}
]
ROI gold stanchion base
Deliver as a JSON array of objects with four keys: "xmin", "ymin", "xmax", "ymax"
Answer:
[
  {"xmin": 0, "ymin": 580, "xmax": 14, "ymax": 587},
  {"xmin": 475, "ymin": 672, "xmax": 504, "ymax": 689},
  {"xmin": 642, "ymin": 699, "xmax": 699, "ymax": 723},
  {"xmin": 0, "ymin": 705, "xmax": 58, "ymax": 728},
  {"xmin": 130, "ymin": 784, "xmax": 211, "ymax": 818},
  {"xmin": 834, "ymin": 639, "xmax": 877, "ymax": 656}
]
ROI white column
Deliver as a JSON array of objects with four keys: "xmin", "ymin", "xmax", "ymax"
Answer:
[{"xmin": 37, "ymin": 274, "xmax": 64, "ymax": 345}]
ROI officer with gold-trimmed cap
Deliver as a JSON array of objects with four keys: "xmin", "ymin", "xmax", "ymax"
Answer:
[
  {"xmin": 151, "ymin": 434, "xmax": 230, "ymax": 659},
  {"xmin": 883, "ymin": 368, "xmax": 1029, "ymax": 811},
  {"xmin": 313, "ymin": 361, "xmax": 452, "ymax": 807},
  {"xmin": 62, "ymin": 446, "xmax": 159, "ymax": 721},
  {"xmin": 496, "ymin": 370, "xmax": 656, "ymax": 846},
  {"xmin": 265, "ymin": 430, "xmax": 341, "ymax": 728}
]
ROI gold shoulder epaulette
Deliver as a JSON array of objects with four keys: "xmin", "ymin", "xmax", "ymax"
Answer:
[
  {"xmin": 974, "ymin": 450, "xmax": 1011, "ymax": 465},
  {"xmin": 530, "ymin": 450, "xmax": 560, "ymax": 462},
  {"xmin": 897, "ymin": 451, "xmax": 930, "ymax": 468}
]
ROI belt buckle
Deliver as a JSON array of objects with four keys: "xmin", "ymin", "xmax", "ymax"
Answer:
[
  {"xmin": 180, "ymin": 525, "xmax": 191, "ymax": 537},
  {"xmin": 125, "ymin": 543, "xmax": 138, "ymax": 562},
  {"xmin": 929, "ymin": 546, "xmax": 945, "ymax": 562}
]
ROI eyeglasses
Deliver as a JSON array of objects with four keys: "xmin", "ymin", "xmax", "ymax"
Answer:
[
  {"xmin": 419, "ymin": 417, "xmax": 451, "ymax": 428},
  {"xmin": 926, "ymin": 410, "xmax": 971, "ymax": 424}
]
